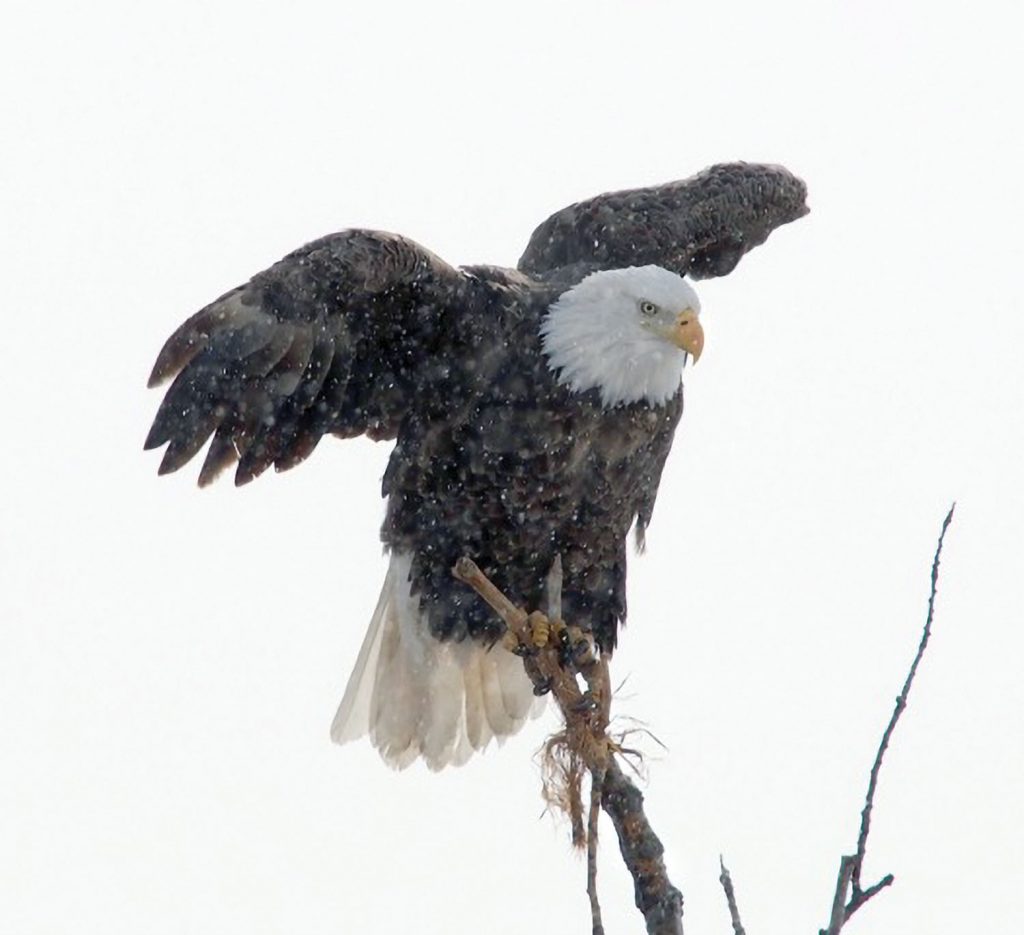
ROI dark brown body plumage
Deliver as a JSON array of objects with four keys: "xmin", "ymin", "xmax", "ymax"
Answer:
[{"xmin": 378, "ymin": 275, "xmax": 683, "ymax": 649}]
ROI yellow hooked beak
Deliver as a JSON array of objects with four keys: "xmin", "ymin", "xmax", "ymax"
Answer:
[{"xmin": 670, "ymin": 308, "xmax": 704, "ymax": 362}]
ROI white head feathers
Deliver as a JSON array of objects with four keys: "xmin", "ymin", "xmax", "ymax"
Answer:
[{"xmin": 540, "ymin": 265, "xmax": 701, "ymax": 408}]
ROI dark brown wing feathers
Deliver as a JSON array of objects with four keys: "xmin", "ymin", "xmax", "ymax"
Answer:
[
  {"xmin": 517, "ymin": 162, "xmax": 808, "ymax": 283},
  {"xmin": 145, "ymin": 231, "xmax": 462, "ymax": 486}
]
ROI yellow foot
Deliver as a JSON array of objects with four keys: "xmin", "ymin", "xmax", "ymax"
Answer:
[
  {"xmin": 527, "ymin": 611, "xmax": 551, "ymax": 648},
  {"xmin": 502, "ymin": 614, "xmax": 570, "ymax": 655}
]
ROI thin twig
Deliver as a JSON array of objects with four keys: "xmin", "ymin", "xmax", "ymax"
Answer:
[
  {"xmin": 822, "ymin": 855, "xmax": 856, "ymax": 935},
  {"xmin": 718, "ymin": 857, "xmax": 746, "ymax": 935},
  {"xmin": 848, "ymin": 873, "xmax": 895, "ymax": 915},
  {"xmin": 546, "ymin": 557, "xmax": 604, "ymax": 935},
  {"xmin": 819, "ymin": 503, "xmax": 955, "ymax": 933},
  {"xmin": 849, "ymin": 503, "xmax": 955, "ymax": 902},
  {"xmin": 588, "ymin": 768, "xmax": 606, "ymax": 935}
]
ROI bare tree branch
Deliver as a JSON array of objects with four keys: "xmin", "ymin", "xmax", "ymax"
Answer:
[
  {"xmin": 718, "ymin": 857, "xmax": 746, "ymax": 935},
  {"xmin": 823, "ymin": 855, "xmax": 856, "ymax": 935},
  {"xmin": 453, "ymin": 555, "xmax": 684, "ymax": 935},
  {"xmin": 602, "ymin": 758, "xmax": 684, "ymax": 935},
  {"xmin": 547, "ymin": 557, "xmax": 604, "ymax": 935},
  {"xmin": 850, "ymin": 503, "xmax": 956, "ymax": 894},
  {"xmin": 819, "ymin": 502, "xmax": 956, "ymax": 933}
]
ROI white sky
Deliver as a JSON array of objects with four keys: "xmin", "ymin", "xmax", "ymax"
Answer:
[{"xmin": 2, "ymin": 1, "xmax": 1021, "ymax": 932}]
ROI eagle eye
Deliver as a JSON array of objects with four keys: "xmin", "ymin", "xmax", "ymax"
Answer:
[{"xmin": 639, "ymin": 300, "xmax": 658, "ymax": 316}]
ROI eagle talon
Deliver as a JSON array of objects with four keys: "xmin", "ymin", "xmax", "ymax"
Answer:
[
  {"xmin": 572, "ymin": 691, "xmax": 600, "ymax": 715},
  {"xmin": 570, "ymin": 639, "xmax": 597, "ymax": 668},
  {"xmin": 532, "ymin": 676, "xmax": 553, "ymax": 696}
]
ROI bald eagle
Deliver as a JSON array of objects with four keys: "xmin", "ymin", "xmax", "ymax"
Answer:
[{"xmin": 145, "ymin": 162, "xmax": 807, "ymax": 769}]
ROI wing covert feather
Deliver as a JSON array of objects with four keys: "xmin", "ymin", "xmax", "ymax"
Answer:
[{"xmin": 518, "ymin": 162, "xmax": 808, "ymax": 284}]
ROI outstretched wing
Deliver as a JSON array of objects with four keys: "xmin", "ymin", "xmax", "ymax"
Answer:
[
  {"xmin": 518, "ymin": 162, "xmax": 808, "ymax": 284},
  {"xmin": 145, "ymin": 230, "xmax": 467, "ymax": 486}
]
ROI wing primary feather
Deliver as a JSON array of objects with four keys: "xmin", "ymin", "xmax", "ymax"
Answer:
[
  {"xmin": 272, "ymin": 426, "xmax": 323, "ymax": 474},
  {"xmin": 198, "ymin": 427, "xmax": 240, "ymax": 488},
  {"xmin": 147, "ymin": 288, "xmax": 259, "ymax": 388},
  {"xmin": 157, "ymin": 412, "xmax": 223, "ymax": 476}
]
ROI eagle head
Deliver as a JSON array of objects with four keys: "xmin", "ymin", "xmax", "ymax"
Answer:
[{"xmin": 540, "ymin": 265, "xmax": 702, "ymax": 408}]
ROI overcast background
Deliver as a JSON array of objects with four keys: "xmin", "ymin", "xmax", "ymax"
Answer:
[{"xmin": 2, "ymin": 1, "xmax": 1021, "ymax": 933}]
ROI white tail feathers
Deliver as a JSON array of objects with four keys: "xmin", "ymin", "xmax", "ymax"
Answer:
[{"xmin": 330, "ymin": 553, "xmax": 544, "ymax": 770}]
